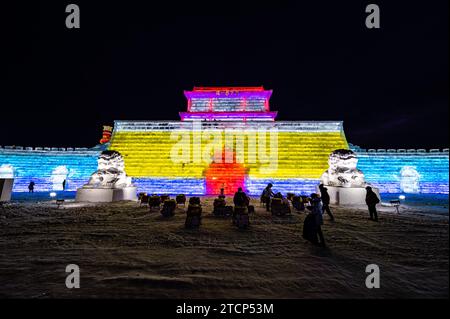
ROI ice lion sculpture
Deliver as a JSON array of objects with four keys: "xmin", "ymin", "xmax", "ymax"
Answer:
[
  {"xmin": 84, "ymin": 150, "xmax": 132, "ymax": 189},
  {"xmin": 321, "ymin": 149, "xmax": 366, "ymax": 188}
]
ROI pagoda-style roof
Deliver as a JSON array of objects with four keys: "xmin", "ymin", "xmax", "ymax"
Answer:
[{"xmin": 181, "ymin": 86, "xmax": 276, "ymax": 121}]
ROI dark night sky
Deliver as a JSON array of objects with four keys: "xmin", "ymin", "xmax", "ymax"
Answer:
[{"xmin": 2, "ymin": 0, "xmax": 448, "ymax": 149}]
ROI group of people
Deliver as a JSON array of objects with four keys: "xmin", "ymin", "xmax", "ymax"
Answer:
[
  {"xmin": 27, "ymin": 179, "xmax": 67, "ymax": 193},
  {"xmin": 300, "ymin": 186, "xmax": 336, "ymax": 247},
  {"xmin": 257, "ymin": 182, "xmax": 381, "ymax": 247},
  {"xmin": 26, "ymin": 177, "xmax": 380, "ymax": 247}
]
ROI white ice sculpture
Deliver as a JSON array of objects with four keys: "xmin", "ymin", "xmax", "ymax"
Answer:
[
  {"xmin": 321, "ymin": 149, "xmax": 366, "ymax": 188},
  {"xmin": 83, "ymin": 151, "xmax": 132, "ymax": 189},
  {"xmin": 0, "ymin": 164, "xmax": 15, "ymax": 179},
  {"xmin": 76, "ymin": 150, "xmax": 136, "ymax": 202},
  {"xmin": 319, "ymin": 149, "xmax": 377, "ymax": 205},
  {"xmin": 400, "ymin": 166, "xmax": 420, "ymax": 193},
  {"xmin": 51, "ymin": 165, "xmax": 69, "ymax": 190}
]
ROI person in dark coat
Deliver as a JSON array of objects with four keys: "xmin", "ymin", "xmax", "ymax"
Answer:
[
  {"xmin": 233, "ymin": 187, "xmax": 251, "ymax": 226},
  {"xmin": 28, "ymin": 181, "xmax": 35, "ymax": 193},
  {"xmin": 62, "ymin": 179, "xmax": 67, "ymax": 191},
  {"xmin": 302, "ymin": 212, "xmax": 319, "ymax": 245},
  {"xmin": 303, "ymin": 193, "xmax": 326, "ymax": 247},
  {"xmin": 261, "ymin": 183, "xmax": 275, "ymax": 211},
  {"xmin": 233, "ymin": 187, "xmax": 249, "ymax": 206},
  {"xmin": 319, "ymin": 184, "xmax": 335, "ymax": 221},
  {"xmin": 365, "ymin": 186, "xmax": 380, "ymax": 221}
]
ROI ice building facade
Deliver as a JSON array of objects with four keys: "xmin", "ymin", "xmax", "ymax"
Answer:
[{"xmin": 0, "ymin": 87, "xmax": 448, "ymax": 195}]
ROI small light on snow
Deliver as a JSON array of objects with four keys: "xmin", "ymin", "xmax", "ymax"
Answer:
[
  {"xmin": 50, "ymin": 192, "xmax": 57, "ymax": 198},
  {"xmin": 399, "ymin": 195, "xmax": 406, "ymax": 200}
]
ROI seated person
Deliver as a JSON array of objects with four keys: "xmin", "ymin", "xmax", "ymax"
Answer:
[
  {"xmin": 272, "ymin": 193, "xmax": 291, "ymax": 215},
  {"xmin": 281, "ymin": 196, "xmax": 291, "ymax": 208},
  {"xmin": 186, "ymin": 203, "xmax": 202, "ymax": 228}
]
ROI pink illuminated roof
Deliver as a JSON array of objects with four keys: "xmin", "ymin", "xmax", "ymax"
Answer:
[
  {"xmin": 192, "ymin": 86, "xmax": 265, "ymax": 92},
  {"xmin": 179, "ymin": 111, "xmax": 278, "ymax": 121},
  {"xmin": 184, "ymin": 87, "xmax": 272, "ymax": 101},
  {"xmin": 181, "ymin": 86, "xmax": 276, "ymax": 121}
]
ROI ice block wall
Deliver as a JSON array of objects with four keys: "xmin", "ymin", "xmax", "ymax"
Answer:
[
  {"xmin": 0, "ymin": 146, "xmax": 100, "ymax": 192},
  {"xmin": 1, "ymin": 136, "xmax": 448, "ymax": 195},
  {"xmin": 351, "ymin": 145, "xmax": 449, "ymax": 194}
]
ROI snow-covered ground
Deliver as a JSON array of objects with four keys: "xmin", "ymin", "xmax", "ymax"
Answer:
[{"xmin": 0, "ymin": 194, "xmax": 448, "ymax": 298}]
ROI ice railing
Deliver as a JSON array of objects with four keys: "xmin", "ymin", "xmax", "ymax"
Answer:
[
  {"xmin": 0, "ymin": 146, "xmax": 100, "ymax": 153},
  {"xmin": 349, "ymin": 143, "xmax": 449, "ymax": 155},
  {"xmin": 113, "ymin": 120, "xmax": 345, "ymax": 132}
]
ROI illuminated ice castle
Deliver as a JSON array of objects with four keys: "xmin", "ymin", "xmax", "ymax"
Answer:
[{"xmin": 1, "ymin": 87, "xmax": 448, "ymax": 195}]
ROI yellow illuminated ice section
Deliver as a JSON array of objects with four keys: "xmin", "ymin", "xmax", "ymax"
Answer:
[{"xmin": 109, "ymin": 130, "xmax": 348, "ymax": 179}]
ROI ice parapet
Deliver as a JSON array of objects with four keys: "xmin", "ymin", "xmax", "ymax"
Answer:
[{"xmin": 321, "ymin": 149, "xmax": 366, "ymax": 188}]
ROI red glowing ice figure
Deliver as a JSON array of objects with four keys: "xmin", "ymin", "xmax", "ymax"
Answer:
[{"xmin": 204, "ymin": 148, "xmax": 247, "ymax": 195}]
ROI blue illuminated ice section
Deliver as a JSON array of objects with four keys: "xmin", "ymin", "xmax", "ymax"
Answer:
[
  {"xmin": 246, "ymin": 178, "xmax": 319, "ymax": 196},
  {"xmin": 351, "ymin": 145, "xmax": 449, "ymax": 194},
  {"xmin": 0, "ymin": 146, "xmax": 101, "ymax": 192},
  {"xmin": 1, "ymin": 143, "xmax": 448, "ymax": 196},
  {"xmin": 133, "ymin": 178, "xmax": 206, "ymax": 195}
]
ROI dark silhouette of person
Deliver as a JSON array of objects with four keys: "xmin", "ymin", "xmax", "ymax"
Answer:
[
  {"xmin": 62, "ymin": 179, "xmax": 66, "ymax": 191},
  {"xmin": 319, "ymin": 184, "xmax": 335, "ymax": 221},
  {"xmin": 365, "ymin": 186, "xmax": 380, "ymax": 221},
  {"xmin": 303, "ymin": 193, "xmax": 326, "ymax": 247},
  {"xmin": 28, "ymin": 181, "xmax": 35, "ymax": 193},
  {"xmin": 233, "ymin": 187, "xmax": 249, "ymax": 207},
  {"xmin": 233, "ymin": 187, "xmax": 250, "ymax": 221},
  {"xmin": 261, "ymin": 183, "xmax": 275, "ymax": 211},
  {"xmin": 302, "ymin": 211, "xmax": 318, "ymax": 244}
]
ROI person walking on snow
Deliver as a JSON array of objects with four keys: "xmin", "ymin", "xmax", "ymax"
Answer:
[
  {"xmin": 319, "ymin": 184, "xmax": 335, "ymax": 221},
  {"xmin": 365, "ymin": 186, "xmax": 380, "ymax": 222}
]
